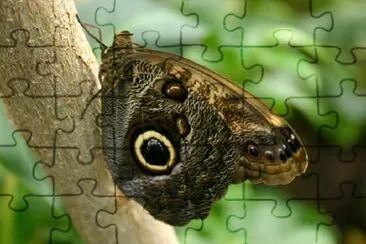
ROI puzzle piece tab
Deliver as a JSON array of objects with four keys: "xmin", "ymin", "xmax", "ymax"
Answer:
[
  {"xmin": 180, "ymin": 0, "xmax": 244, "ymax": 60},
  {"xmin": 312, "ymin": 0, "xmax": 366, "ymax": 63}
]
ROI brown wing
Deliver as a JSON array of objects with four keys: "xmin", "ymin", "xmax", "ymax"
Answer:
[{"xmin": 122, "ymin": 48, "xmax": 308, "ymax": 185}]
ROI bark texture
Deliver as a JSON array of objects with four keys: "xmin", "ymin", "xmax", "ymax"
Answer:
[{"xmin": 0, "ymin": 0, "xmax": 178, "ymax": 243}]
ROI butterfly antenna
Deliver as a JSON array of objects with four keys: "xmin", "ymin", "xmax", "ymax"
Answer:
[
  {"xmin": 76, "ymin": 14, "xmax": 108, "ymax": 52},
  {"xmin": 76, "ymin": 14, "xmax": 108, "ymax": 119},
  {"xmin": 79, "ymin": 88, "xmax": 104, "ymax": 120}
]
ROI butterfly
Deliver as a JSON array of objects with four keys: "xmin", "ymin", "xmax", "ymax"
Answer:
[{"xmin": 88, "ymin": 29, "xmax": 309, "ymax": 226}]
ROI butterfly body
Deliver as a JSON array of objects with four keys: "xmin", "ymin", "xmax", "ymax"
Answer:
[{"xmin": 100, "ymin": 31, "xmax": 308, "ymax": 226}]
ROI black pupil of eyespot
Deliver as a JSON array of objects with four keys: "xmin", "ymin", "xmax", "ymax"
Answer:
[
  {"xmin": 141, "ymin": 138, "xmax": 170, "ymax": 166},
  {"xmin": 248, "ymin": 145, "xmax": 259, "ymax": 157}
]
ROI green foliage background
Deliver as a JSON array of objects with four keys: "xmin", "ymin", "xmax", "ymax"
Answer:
[{"xmin": 0, "ymin": 0, "xmax": 365, "ymax": 243}]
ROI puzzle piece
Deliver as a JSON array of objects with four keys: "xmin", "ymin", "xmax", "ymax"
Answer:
[
  {"xmin": 53, "ymin": 180, "xmax": 117, "ymax": 243},
  {"xmin": 96, "ymin": 193, "xmax": 179, "ymax": 244},
  {"xmin": 318, "ymin": 183, "xmax": 366, "ymax": 239},
  {"xmin": 0, "ymin": 142, "xmax": 53, "ymax": 210},
  {"xmin": 297, "ymin": 48, "xmax": 366, "ymax": 152},
  {"xmin": 241, "ymin": 31, "xmax": 318, "ymax": 115},
  {"xmin": 223, "ymin": 174, "xmax": 322, "ymax": 222},
  {"xmin": 284, "ymin": 146, "xmax": 366, "ymax": 244},
  {"xmin": 307, "ymin": 146, "xmax": 366, "ymax": 199},
  {"xmin": 0, "ymin": 195, "xmax": 70, "ymax": 244},
  {"xmin": 311, "ymin": 1, "xmax": 366, "ymax": 63},
  {"xmin": 180, "ymin": 203, "xmax": 244, "ymax": 244},
  {"xmin": 0, "ymin": 29, "xmax": 59, "ymax": 97},
  {"xmin": 177, "ymin": 184, "xmax": 245, "ymax": 244},
  {"xmin": 298, "ymin": 47, "xmax": 366, "ymax": 96},
  {"xmin": 224, "ymin": 0, "xmax": 333, "ymax": 47},
  {"xmin": 227, "ymin": 186, "xmax": 338, "ymax": 244},
  {"xmin": 0, "ymin": 0, "xmax": 83, "ymax": 48},
  {"xmin": 241, "ymin": 174, "xmax": 320, "ymax": 218},
  {"xmin": 318, "ymin": 80, "xmax": 366, "ymax": 150},
  {"xmin": 0, "ymin": 26, "xmax": 99, "ymax": 99},
  {"xmin": 0, "ymin": 104, "xmax": 55, "ymax": 209}
]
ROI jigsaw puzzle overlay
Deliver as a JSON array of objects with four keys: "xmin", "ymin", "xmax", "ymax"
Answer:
[{"xmin": 0, "ymin": 0, "xmax": 365, "ymax": 243}]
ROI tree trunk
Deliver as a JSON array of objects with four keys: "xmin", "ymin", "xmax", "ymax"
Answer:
[{"xmin": 0, "ymin": 0, "xmax": 178, "ymax": 243}]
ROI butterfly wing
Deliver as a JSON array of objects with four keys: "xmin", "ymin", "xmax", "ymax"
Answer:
[{"xmin": 127, "ymin": 48, "xmax": 308, "ymax": 185}]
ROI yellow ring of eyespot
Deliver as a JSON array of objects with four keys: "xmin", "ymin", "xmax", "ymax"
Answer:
[{"xmin": 134, "ymin": 130, "xmax": 176, "ymax": 172}]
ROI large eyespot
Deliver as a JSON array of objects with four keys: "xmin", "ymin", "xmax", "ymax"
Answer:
[
  {"xmin": 161, "ymin": 79, "xmax": 188, "ymax": 102},
  {"xmin": 133, "ymin": 130, "xmax": 177, "ymax": 173},
  {"xmin": 247, "ymin": 144, "xmax": 260, "ymax": 159}
]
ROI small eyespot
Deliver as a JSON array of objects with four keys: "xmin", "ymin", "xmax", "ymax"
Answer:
[
  {"xmin": 290, "ymin": 133, "xmax": 301, "ymax": 149},
  {"xmin": 161, "ymin": 79, "xmax": 188, "ymax": 102},
  {"xmin": 247, "ymin": 144, "xmax": 260, "ymax": 159},
  {"xmin": 283, "ymin": 144, "xmax": 292, "ymax": 157},
  {"xmin": 287, "ymin": 138, "xmax": 298, "ymax": 153},
  {"xmin": 175, "ymin": 115, "xmax": 190, "ymax": 137},
  {"xmin": 278, "ymin": 148, "xmax": 287, "ymax": 162},
  {"xmin": 134, "ymin": 130, "xmax": 177, "ymax": 173},
  {"xmin": 264, "ymin": 151, "xmax": 274, "ymax": 161}
]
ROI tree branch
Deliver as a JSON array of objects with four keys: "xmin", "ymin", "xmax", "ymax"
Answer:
[{"xmin": 0, "ymin": 0, "xmax": 178, "ymax": 243}]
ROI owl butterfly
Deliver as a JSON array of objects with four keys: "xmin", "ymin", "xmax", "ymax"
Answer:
[{"xmin": 99, "ymin": 31, "xmax": 308, "ymax": 226}]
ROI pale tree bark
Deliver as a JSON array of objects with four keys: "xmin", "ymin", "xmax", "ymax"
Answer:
[{"xmin": 0, "ymin": 0, "xmax": 178, "ymax": 243}]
